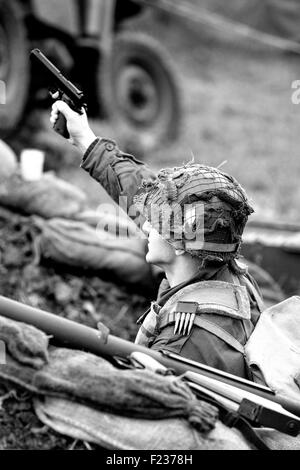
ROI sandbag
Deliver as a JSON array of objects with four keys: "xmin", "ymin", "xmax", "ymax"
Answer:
[
  {"xmin": 0, "ymin": 315, "xmax": 218, "ymax": 435},
  {"xmin": 34, "ymin": 217, "xmax": 153, "ymax": 287},
  {"xmin": 34, "ymin": 396, "xmax": 300, "ymax": 450},
  {"xmin": 75, "ymin": 209, "xmax": 143, "ymax": 238},
  {"xmin": 0, "ymin": 315, "xmax": 49, "ymax": 369},
  {"xmin": 0, "ymin": 140, "xmax": 18, "ymax": 181},
  {"xmin": 34, "ymin": 396, "xmax": 251, "ymax": 450},
  {"xmin": 0, "ymin": 172, "xmax": 87, "ymax": 219}
]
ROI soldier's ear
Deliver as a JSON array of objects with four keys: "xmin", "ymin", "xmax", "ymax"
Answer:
[{"xmin": 175, "ymin": 249, "xmax": 185, "ymax": 256}]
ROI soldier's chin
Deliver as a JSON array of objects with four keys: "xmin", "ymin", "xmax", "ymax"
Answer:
[{"xmin": 145, "ymin": 251, "xmax": 158, "ymax": 265}]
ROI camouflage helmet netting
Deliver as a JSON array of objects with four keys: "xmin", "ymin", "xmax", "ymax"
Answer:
[{"xmin": 134, "ymin": 163, "xmax": 254, "ymax": 262}]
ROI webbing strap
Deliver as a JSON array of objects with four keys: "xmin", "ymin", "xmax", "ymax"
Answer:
[
  {"xmin": 242, "ymin": 276, "xmax": 265, "ymax": 313},
  {"xmin": 192, "ymin": 317, "xmax": 245, "ymax": 354},
  {"xmin": 159, "ymin": 280, "xmax": 251, "ymax": 322},
  {"xmin": 225, "ymin": 414, "xmax": 270, "ymax": 450},
  {"xmin": 190, "ymin": 387, "xmax": 270, "ymax": 450},
  {"xmin": 184, "ymin": 241, "xmax": 238, "ymax": 252},
  {"xmin": 159, "ymin": 314, "xmax": 245, "ymax": 354},
  {"xmin": 232, "ymin": 272, "xmax": 265, "ymax": 313}
]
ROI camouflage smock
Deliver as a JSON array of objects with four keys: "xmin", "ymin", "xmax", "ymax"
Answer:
[{"xmin": 81, "ymin": 137, "xmax": 263, "ymax": 379}]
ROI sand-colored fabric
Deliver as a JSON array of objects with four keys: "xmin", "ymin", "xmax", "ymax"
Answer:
[
  {"xmin": 245, "ymin": 296, "xmax": 300, "ymax": 401},
  {"xmin": 34, "ymin": 396, "xmax": 252, "ymax": 450},
  {"xmin": 0, "ymin": 172, "xmax": 87, "ymax": 219},
  {"xmin": 34, "ymin": 217, "xmax": 153, "ymax": 287},
  {"xmin": 0, "ymin": 316, "xmax": 49, "ymax": 369},
  {"xmin": 0, "ymin": 140, "xmax": 18, "ymax": 181}
]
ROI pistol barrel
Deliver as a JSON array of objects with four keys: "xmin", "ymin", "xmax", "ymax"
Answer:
[{"xmin": 30, "ymin": 48, "xmax": 85, "ymax": 107}]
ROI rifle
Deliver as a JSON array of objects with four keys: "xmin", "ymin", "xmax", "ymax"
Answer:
[
  {"xmin": 30, "ymin": 48, "xmax": 86, "ymax": 139},
  {"xmin": 0, "ymin": 294, "xmax": 299, "ymax": 439}
]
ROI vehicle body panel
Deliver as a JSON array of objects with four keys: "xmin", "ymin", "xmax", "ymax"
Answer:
[
  {"xmin": 31, "ymin": 0, "xmax": 81, "ymax": 36},
  {"xmin": 242, "ymin": 220, "xmax": 300, "ymax": 296},
  {"xmin": 29, "ymin": 0, "xmax": 141, "ymax": 38}
]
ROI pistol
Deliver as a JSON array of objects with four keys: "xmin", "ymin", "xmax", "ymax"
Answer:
[{"xmin": 30, "ymin": 48, "xmax": 87, "ymax": 139}]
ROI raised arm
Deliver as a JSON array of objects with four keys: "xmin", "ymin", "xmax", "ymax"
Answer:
[{"xmin": 50, "ymin": 101, "xmax": 157, "ymax": 206}]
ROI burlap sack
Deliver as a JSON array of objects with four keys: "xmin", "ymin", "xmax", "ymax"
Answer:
[
  {"xmin": 0, "ymin": 140, "xmax": 18, "ymax": 181},
  {"xmin": 0, "ymin": 172, "xmax": 87, "ymax": 218},
  {"xmin": 35, "ymin": 217, "xmax": 153, "ymax": 286}
]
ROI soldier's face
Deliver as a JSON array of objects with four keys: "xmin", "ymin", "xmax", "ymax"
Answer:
[{"xmin": 142, "ymin": 221, "xmax": 176, "ymax": 266}]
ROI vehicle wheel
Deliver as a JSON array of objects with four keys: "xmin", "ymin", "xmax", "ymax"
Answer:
[
  {"xmin": 0, "ymin": 0, "xmax": 29, "ymax": 136},
  {"xmin": 98, "ymin": 31, "xmax": 182, "ymax": 151}
]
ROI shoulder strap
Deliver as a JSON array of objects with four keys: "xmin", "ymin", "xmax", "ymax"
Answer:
[
  {"xmin": 159, "ymin": 280, "xmax": 251, "ymax": 321},
  {"xmin": 159, "ymin": 313, "xmax": 245, "ymax": 354},
  {"xmin": 243, "ymin": 276, "xmax": 265, "ymax": 313},
  {"xmin": 191, "ymin": 317, "xmax": 246, "ymax": 353},
  {"xmin": 232, "ymin": 273, "xmax": 265, "ymax": 313},
  {"xmin": 157, "ymin": 280, "xmax": 252, "ymax": 353}
]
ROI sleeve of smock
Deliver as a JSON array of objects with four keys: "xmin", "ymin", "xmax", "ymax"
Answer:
[{"xmin": 80, "ymin": 137, "xmax": 157, "ymax": 206}]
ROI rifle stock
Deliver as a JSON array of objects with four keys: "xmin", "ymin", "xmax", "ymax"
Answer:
[{"xmin": 0, "ymin": 294, "xmax": 299, "ymax": 432}]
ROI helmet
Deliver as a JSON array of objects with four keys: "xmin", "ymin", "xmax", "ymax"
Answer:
[{"xmin": 134, "ymin": 163, "xmax": 254, "ymax": 263}]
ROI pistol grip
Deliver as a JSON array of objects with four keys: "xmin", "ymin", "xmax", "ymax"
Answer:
[{"xmin": 53, "ymin": 111, "xmax": 70, "ymax": 139}]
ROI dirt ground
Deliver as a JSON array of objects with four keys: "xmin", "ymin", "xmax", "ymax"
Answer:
[{"xmin": 2, "ymin": 5, "xmax": 300, "ymax": 450}]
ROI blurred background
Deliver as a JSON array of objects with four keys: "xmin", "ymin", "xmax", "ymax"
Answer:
[
  {"xmin": 1, "ymin": 0, "xmax": 300, "ymax": 222},
  {"xmin": 1, "ymin": 0, "xmax": 300, "ymax": 449}
]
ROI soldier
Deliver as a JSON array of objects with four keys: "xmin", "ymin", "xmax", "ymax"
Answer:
[{"xmin": 50, "ymin": 102, "xmax": 264, "ymax": 379}]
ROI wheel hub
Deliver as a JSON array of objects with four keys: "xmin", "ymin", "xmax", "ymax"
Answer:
[{"xmin": 117, "ymin": 65, "xmax": 159, "ymax": 125}]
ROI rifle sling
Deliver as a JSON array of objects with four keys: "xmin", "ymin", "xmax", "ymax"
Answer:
[
  {"xmin": 226, "ymin": 414, "xmax": 270, "ymax": 451},
  {"xmin": 192, "ymin": 387, "xmax": 270, "ymax": 450}
]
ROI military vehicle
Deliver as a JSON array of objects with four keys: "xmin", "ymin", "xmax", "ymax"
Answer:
[
  {"xmin": 242, "ymin": 219, "xmax": 300, "ymax": 299},
  {"xmin": 0, "ymin": 0, "xmax": 181, "ymax": 148}
]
